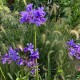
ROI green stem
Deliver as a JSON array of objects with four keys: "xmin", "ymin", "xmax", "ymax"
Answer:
[
  {"xmin": 48, "ymin": 53, "xmax": 51, "ymax": 80},
  {"xmin": 47, "ymin": 51, "xmax": 53, "ymax": 80},
  {"xmin": 0, "ymin": 67, "xmax": 6, "ymax": 80},
  {"xmin": 34, "ymin": 25, "xmax": 39, "ymax": 80},
  {"xmin": 34, "ymin": 25, "xmax": 36, "ymax": 50}
]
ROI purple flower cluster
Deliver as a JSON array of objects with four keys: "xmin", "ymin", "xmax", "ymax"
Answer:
[
  {"xmin": 20, "ymin": 3, "xmax": 46, "ymax": 26},
  {"xmin": 67, "ymin": 39, "xmax": 80, "ymax": 59},
  {"xmin": 1, "ymin": 43, "xmax": 39, "ymax": 75},
  {"xmin": 24, "ymin": 43, "xmax": 39, "ymax": 59},
  {"xmin": 1, "ymin": 47, "xmax": 20, "ymax": 64}
]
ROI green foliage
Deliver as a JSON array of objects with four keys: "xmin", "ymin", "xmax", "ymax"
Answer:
[{"xmin": 0, "ymin": 0, "xmax": 80, "ymax": 80}]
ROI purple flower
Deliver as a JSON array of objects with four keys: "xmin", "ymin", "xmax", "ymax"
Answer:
[
  {"xmin": 27, "ymin": 59, "xmax": 35, "ymax": 67},
  {"xmin": 26, "ymin": 3, "xmax": 33, "ymax": 11},
  {"xmin": 69, "ymin": 48, "xmax": 76, "ymax": 56},
  {"xmin": 20, "ymin": 3, "xmax": 46, "ymax": 26},
  {"xmin": 2, "ymin": 58, "xmax": 8, "ymax": 64},
  {"xmin": 77, "ymin": 45, "xmax": 80, "ymax": 54},
  {"xmin": 76, "ymin": 54, "xmax": 80, "ymax": 59},
  {"xmin": 24, "ymin": 47, "xmax": 28, "ymax": 52},
  {"xmin": 17, "ymin": 58, "xmax": 24, "ymax": 65},
  {"xmin": 1, "ymin": 47, "xmax": 20, "ymax": 64},
  {"xmin": 20, "ymin": 11, "xmax": 32, "ymax": 23},
  {"xmin": 67, "ymin": 39, "xmax": 75, "ymax": 47},
  {"xmin": 1, "ymin": 53, "xmax": 12, "ymax": 64},
  {"xmin": 24, "ymin": 43, "xmax": 34, "ymax": 53},
  {"xmin": 24, "ymin": 43, "xmax": 39, "ymax": 59},
  {"xmin": 1, "ymin": 54, "xmax": 9, "ymax": 64},
  {"xmin": 8, "ymin": 47, "xmax": 20, "ymax": 61},
  {"xmin": 30, "ymin": 49, "xmax": 39, "ymax": 59},
  {"xmin": 30, "ymin": 7, "xmax": 46, "ymax": 26},
  {"xmin": 27, "ymin": 43, "xmax": 34, "ymax": 50},
  {"xmin": 27, "ymin": 43, "xmax": 34, "ymax": 53},
  {"xmin": 30, "ymin": 69, "xmax": 35, "ymax": 75},
  {"xmin": 67, "ymin": 39, "xmax": 80, "ymax": 60},
  {"xmin": 23, "ymin": 43, "xmax": 39, "ymax": 75},
  {"xmin": 1, "ymin": 43, "xmax": 40, "ymax": 76}
]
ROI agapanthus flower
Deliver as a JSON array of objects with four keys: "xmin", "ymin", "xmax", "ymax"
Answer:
[
  {"xmin": 27, "ymin": 43, "xmax": 34, "ymax": 49},
  {"xmin": 1, "ymin": 43, "xmax": 39, "ymax": 76},
  {"xmin": 67, "ymin": 39, "xmax": 75, "ymax": 47},
  {"xmin": 26, "ymin": 3, "xmax": 33, "ymax": 11},
  {"xmin": 67, "ymin": 39, "xmax": 80, "ymax": 60},
  {"xmin": 24, "ymin": 43, "xmax": 34, "ymax": 53},
  {"xmin": 69, "ymin": 48, "xmax": 76, "ymax": 56},
  {"xmin": 20, "ymin": 3, "xmax": 46, "ymax": 26},
  {"xmin": 1, "ymin": 53, "xmax": 10, "ymax": 64},
  {"xmin": 1, "ymin": 47, "xmax": 20, "ymax": 64},
  {"xmin": 17, "ymin": 58, "xmax": 25, "ymax": 65},
  {"xmin": 24, "ymin": 43, "xmax": 39, "ymax": 59},
  {"xmin": 24, "ymin": 47, "xmax": 28, "ymax": 52},
  {"xmin": 8, "ymin": 47, "xmax": 20, "ymax": 61},
  {"xmin": 30, "ymin": 49, "xmax": 39, "ymax": 59},
  {"xmin": 27, "ymin": 59, "xmax": 35, "ymax": 67},
  {"xmin": 23, "ymin": 43, "xmax": 39, "ymax": 75}
]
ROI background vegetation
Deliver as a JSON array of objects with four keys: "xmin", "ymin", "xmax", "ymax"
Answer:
[{"xmin": 0, "ymin": 0, "xmax": 80, "ymax": 80}]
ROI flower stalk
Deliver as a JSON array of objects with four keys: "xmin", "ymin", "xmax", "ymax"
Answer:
[{"xmin": 34, "ymin": 25, "xmax": 39, "ymax": 80}]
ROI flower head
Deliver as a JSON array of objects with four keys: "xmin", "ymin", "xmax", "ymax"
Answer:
[
  {"xmin": 20, "ymin": 3, "xmax": 46, "ymax": 26},
  {"xmin": 1, "ymin": 47, "xmax": 20, "ymax": 64},
  {"xmin": 1, "ymin": 53, "xmax": 10, "ymax": 64},
  {"xmin": 67, "ymin": 39, "xmax": 75, "ymax": 47},
  {"xmin": 8, "ymin": 47, "xmax": 20, "ymax": 61},
  {"xmin": 30, "ymin": 49, "xmax": 39, "ymax": 59},
  {"xmin": 24, "ymin": 43, "xmax": 34, "ymax": 53},
  {"xmin": 67, "ymin": 39, "xmax": 80, "ymax": 60},
  {"xmin": 24, "ymin": 43, "xmax": 39, "ymax": 59},
  {"xmin": 1, "ymin": 43, "xmax": 40, "ymax": 76}
]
